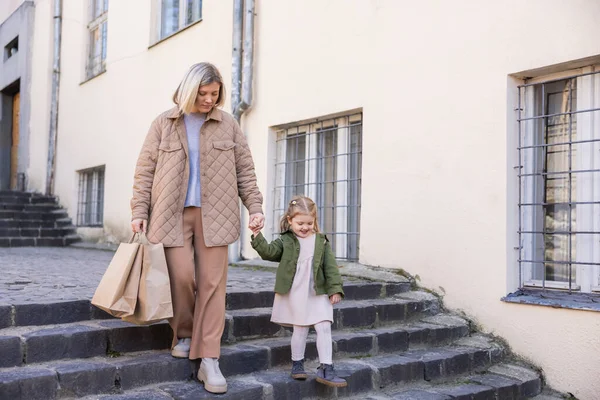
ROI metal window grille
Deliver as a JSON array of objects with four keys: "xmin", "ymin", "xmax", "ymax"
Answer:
[
  {"xmin": 77, "ymin": 166, "xmax": 105, "ymax": 227},
  {"xmin": 274, "ymin": 113, "xmax": 362, "ymax": 260},
  {"xmin": 4, "ymin": 36, "xmax": 18, "ymax": 61},
  {"xmin": 86, "ymin": 0, "xmax": 108, "ymax": 79},
  {"xmin": 517, "ymin": 69, "xmax": 600, "ymax": 293},
  {"xmin": 159, "ymin": 0, "xmax": 203, "ymax": 40}
]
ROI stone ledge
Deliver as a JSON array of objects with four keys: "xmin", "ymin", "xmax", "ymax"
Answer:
[{"xmin": 502, "ymin": 289, "xmax": 600, "ymax": 312}]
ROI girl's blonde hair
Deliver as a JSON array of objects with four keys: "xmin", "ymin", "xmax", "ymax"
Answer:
[
  {"xmin": 172, "ymin": 62, "xmax": 226, "ymax": 115},
  {"xmin": 280, "ymin": 195, "xmax": 320, "ymax": 233}
]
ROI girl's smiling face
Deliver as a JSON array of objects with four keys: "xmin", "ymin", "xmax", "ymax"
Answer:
[{"xmin": 287, "ymin": 213, "xmax": 315, "ymax": 238}]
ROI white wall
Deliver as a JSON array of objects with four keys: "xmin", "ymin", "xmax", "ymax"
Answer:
[
  {"xmin": 0, "ymin": 0, "xmax": 26, "ymax": 23},
  {"xmin": 242, "ymin": 1, "xmax": 600, "ymax": 398},
  {"xmin": 26, "ymin": 0, "xmax": 52, "ymax": 192},
  {"xmin": 26, "ymin": 0, "xmax": 600, "ymax": 397}
]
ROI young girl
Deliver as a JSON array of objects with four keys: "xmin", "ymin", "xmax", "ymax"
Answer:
[{"xmin": 250, "ymin": 196, "xmax": 347, "ymax": 387}]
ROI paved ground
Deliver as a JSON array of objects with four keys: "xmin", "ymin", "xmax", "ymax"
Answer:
[{"xmin": 0, "ymin": 247, "xmax": 278, "ymax": 306}]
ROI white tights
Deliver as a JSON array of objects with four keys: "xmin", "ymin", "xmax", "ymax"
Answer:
[{"xmin": 290, "ymin": 321, "xmax": 332, "ymax": 365}]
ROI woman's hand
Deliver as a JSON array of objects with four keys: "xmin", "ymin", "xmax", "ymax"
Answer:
[
  {"xmin": 131, "ymin": 219, "xmax": 147, "ymax": 233},
  {"xmin": 249, "ymin": 213, "xmax": 265, "ymax": 232},
  {"xmin": 329, "ymin": 293, "xmax": 342, "ymax": 305}
]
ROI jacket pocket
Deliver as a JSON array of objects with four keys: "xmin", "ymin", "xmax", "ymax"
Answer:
[
  {"xmin": 158, "ymin": 140, "xmax": 182, "ymax": 152},
  {"xmin": 213, "ymin": 140, "xmax": 236, "ymax": 151}
]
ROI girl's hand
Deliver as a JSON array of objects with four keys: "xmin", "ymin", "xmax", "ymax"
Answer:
[
  {"xmin": 329, "ymin": 293, "xmax": 342, "ymax": 305},
  {"xmin": 249, "ymin": 213, "xmax": 265, "ymax": 231},
  {"xmin": 250, "ymin": 225, "xmax": 261, "ymax": 236}
]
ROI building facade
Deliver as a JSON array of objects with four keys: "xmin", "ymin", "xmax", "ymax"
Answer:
[
  {"xmin": 4, "ymin": 0, "xmax": 600, "ymax": 397},
  {"xmin": 0, "ymin": 0, "xmax": 35, "ymax": 191}
]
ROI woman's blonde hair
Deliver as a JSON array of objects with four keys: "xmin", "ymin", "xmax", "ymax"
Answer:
[
  {"xmin": 172, "ymin": 62, "xmax": 226, "ymax": 115},
  {"xmin": 280, "ymin": 195, "xmax": 320, "ymax": 233}
]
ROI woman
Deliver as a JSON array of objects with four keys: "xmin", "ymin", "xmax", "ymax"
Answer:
[{"xmin": 130, "ymin": 62, "xmax": 264, "ymax": 394}]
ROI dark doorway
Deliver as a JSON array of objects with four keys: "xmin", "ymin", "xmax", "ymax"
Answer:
[{"xmin": 0, "ymin": 79, "xmax": 20, "ymax": 191}]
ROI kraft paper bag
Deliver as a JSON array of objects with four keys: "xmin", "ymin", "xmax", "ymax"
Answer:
[
  {"xmin": 91, "ymin": 234, "xmax": 144, "ymax": 318},
  {"xmin": 123, "ymin": 235, "xmax": 173, "ymax": 325}
]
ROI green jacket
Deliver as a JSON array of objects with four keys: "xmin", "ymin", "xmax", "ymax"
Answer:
[{"xmin": 251, "ymin": 231, "xmax": 344, "ymax": 297}]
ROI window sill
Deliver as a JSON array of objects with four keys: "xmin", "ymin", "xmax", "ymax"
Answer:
[
  {"xmin": 80, "ymin": 70, "xmax": 106, "ymax": 85},
  {"xmin": 148, "ymin": 19, "xmax": 203, "ymax": 50},
  {"xmin": 502, "ymin": 289, "xmax": 600, "ymax": 312}
]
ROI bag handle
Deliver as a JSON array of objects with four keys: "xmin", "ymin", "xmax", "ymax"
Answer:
[
  {"xmin": 128, "ymin": 232, "xmax": 150, "ymax": 245},
  {"xmin": 128, "ymin": 232, "xmax": 138, "ymax": 243}
]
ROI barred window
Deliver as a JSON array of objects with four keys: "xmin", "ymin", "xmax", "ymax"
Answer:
[
  {"xmin": 86, "ymin": 0, "xmax": 108, "ymax": 79},
  {"xmin": 77, "ymin": 166, "xmax": 105, "ymax": 227},
  {"xmin": 517, "ymin": 68, "xmax": 600, "ymax": 293},
  {"xmin": 4, "ymin": 36, "xmax": 18, "ymax": 61},
  {"xmin": 274, "ymin": 112, "xmax": 362, "ymax": 260},
  {"xmin": 158, "ymin": 0, "xmax": 202, "ymax": 40}
]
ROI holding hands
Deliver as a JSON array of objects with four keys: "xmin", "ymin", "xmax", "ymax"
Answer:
[{"xmin": 249, "ymin": 213, "xmax": 265, "ymax": 236}]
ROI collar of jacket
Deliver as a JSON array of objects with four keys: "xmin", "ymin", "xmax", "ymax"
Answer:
[
  {"xmin": 165, "ymin": 106, "xmax": 223, "ymax": 122},
  {"xmin": 281, "ymin": 230, "xmax": 329, "ymax": 242},
  {"xmin": 164, "ymin": 106, "xmax": 223, "ymax": 159}
]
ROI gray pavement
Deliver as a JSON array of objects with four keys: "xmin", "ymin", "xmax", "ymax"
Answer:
[{"xmin": 0, "ymin": 247, "xmax": 278, "ymax": 306}]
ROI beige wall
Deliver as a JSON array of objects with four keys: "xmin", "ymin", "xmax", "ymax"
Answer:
[
  {"xmin": 27, "ymin": 0, "xmax": 52, "ymax": 192},
  {"xmin": 0, "ymin": 0, "xmax": 26, "ymax": 23},
  {"xmin": 244, "ymin": 1, "xmax": 600, "ymax": 398},
  {"xmin": 25, "ymin": 0, "xmax": 600, "ymax": 397}
]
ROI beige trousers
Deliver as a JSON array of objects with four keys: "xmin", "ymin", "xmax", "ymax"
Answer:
[{"xmin": 164, "ymin": 207, "xmax": 228, "ymax": 359}]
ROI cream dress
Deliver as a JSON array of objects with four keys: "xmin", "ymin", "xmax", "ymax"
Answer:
[{"xmin": 270, "ymin": 234, "xmax": 334, "ymax": 327}]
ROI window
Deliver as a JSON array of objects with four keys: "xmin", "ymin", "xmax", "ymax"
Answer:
[
  {"xmin": 157, "ymin": 0, "xmax": 202, "ymax": 41},
  {"xmin": 274, "ymin": 112, "xmax": 363, "ymax": 260},
  {"xmin": 86, "ymin": 0, "xmax": 108, "ymax": 79},
  {"xmin": 4, "ymin": 36, "xmax": 18, "ymax": 62},
  {"xmin": 77, "ymin": 166, "xmax": 105, "ymax": 227},
  {"xmin": 517, "ymin": 67, "xmax": 600, "ymax": 293}
]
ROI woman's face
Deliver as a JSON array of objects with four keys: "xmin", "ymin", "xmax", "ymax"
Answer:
[{"xmin": 194, "ymin": 82, "xmax": 220, "ymax": 113}]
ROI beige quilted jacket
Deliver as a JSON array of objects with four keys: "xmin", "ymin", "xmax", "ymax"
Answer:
[{"xmin": 131, "ymin": 106, "xmax": 263, "ymax": 247}]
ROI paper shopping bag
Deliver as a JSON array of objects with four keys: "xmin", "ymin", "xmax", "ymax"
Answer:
[
  {"xmin": 123, "ymin": 235, "xmax": 173, "ymax": 325},
  {"xmin": 91, "ymin": 234, "xmax": 144, "ymax": 317}
]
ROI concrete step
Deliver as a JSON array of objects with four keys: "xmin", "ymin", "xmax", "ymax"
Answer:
[
  {"xmin": 0, "ymin": 191, "xmax": 51, "ymax": 199},
  {"xmin": 225, "ymin": 280, "xmax": 410, "ymax": 311},
  {"xmin": 0, "ymin": 313, "xmax": 470, "ymax": 368},
  {"xmin": 0, "ymin": 234, "xmax": 81, "ymax": 247},
  {"xmin": 0, "ymin": 283, "xmax": 413, "ymax": 329},
  {"xmin": 226, "ymin": 293, "xmax": 439, "ymax": 340},
  {"xmin": 344, "ymin": 363, "xmax": 543, "ymax": 400},
  {"xmin": 0, "ymin": 195, "xmax": 57, "ymax": 205},
  {"xmin": 0, "ymin": 227, "xmax": 77, "ymax": 238},
  {"xmin": 76, "ymin": 362, "xmax": 541, "ymax": 400},
  {"xmin": 0, "ymin": 334, "xmax": 512, "ymax": 399},
  {"xmin": 0, "ymin": 203, "xmax": 62, "ymax": 212},
  {"xmin": 0, "ymin": 209, "xmax": 69, "ymax": 221},
  {"xmin": 0, "ymin": 218, "xmax": 73, "ymax": 229}
]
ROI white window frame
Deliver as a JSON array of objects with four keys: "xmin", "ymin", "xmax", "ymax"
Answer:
[
  {"xmin": 518, "ymin": 66, "xmax": 600, "ymax": 293},
  {"xmin": 152, "ymin": 0, "xmax": 203, "ymax": 44},
  {"xmin": 76, "ymin": 165, "xmax": 105, "ymax": 227},
  {"xmin": 86, "ymin": 0, "xmax": 108, "ymax": 80},
  {"xmin": 272, "ymin": 112, "xmax": 362, "ymax": 260}
]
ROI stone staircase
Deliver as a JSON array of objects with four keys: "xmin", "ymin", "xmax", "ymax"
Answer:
[
  {"xmin": 0, "ymin": 190, "xmax": 80, "ymax": 247},
  {"xmin": 0, "ymin": 274, "xmax": 548, "ymax": 400}
]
